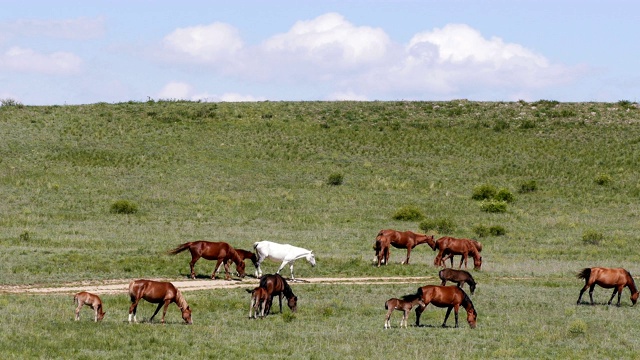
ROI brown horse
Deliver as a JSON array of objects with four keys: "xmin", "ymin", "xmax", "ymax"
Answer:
[
  {"xmin": 168, "ymin": 241, "xmax": 246, "ymax": 280},
  {"xmin": 576, "ymin": 267, "xmax": 639, "ymax": 306},
  {"xmin": 439, "ymin": 268, "xmax": 477, "ymax": 295},
  {"xmin": 259, "ymin": 274, "xmax": 297, "ymax": 315},
  {"xmin": 384, "ymin": 293, "xmax": 424, "ymax": 329},
  {"xmin": 74, "ymin": 291, "xmax": 106, "ymax": 322},
  {"xmin": 415, "ymin": 285, "xmax": 477, "ymax": 329},
  {"xmin": 128, "ymin": 279, "xmax": 192, "ymax": 324},
  {"xmin": 232, "ymin": 248, "xmax": 259, "ymax": 277},
  {"xmin": 373, "ymin": 229, "xmax": 436, "ymax": 266},
  {"xmin": 246, "ymin": 286, "xmax": 269, "ymax": 319},
  {"xmin": 434, "ymin": 237, "xmax": 482, "ymax": 270}
]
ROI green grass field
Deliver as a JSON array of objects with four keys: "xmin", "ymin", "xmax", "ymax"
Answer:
[{"xmin": 1, "ymin": 100, "xmax": 639, "ymax": 358}]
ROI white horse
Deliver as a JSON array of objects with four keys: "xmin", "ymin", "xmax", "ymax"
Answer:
[{"xmin": 253, "ymin": 241, "xmax": 316, "ymax": 280}]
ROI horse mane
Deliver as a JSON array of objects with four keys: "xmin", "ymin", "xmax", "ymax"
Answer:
[
  {"xmin": 625, "ymin": 270, "xmax": 639, "ymax": 293},
  {"xmin": 461, "ymin": 291, "xmax": 476, "ymax": 315},
  {"xmin": 282, "ymin": 278, "xmax": 296, "ymax": 298},
  {"xmin": 175, "ymin": 289, "xmax": 189, "ymax": 311}
]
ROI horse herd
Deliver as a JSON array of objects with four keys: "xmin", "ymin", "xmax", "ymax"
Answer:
[{"xmin": 73, "ymin": 230, "xmax": 639, "ymax": 329}]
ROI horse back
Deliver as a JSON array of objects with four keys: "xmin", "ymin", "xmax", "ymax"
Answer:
[
  {"xmin": 418, "ymin": 285, "xmax": 465, "ymax": 307},
  {"xmin": 130, "ymin": 279, "xmax": 176, "ymax": 303}
]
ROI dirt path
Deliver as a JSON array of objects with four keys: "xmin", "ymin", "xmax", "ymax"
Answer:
[{"xmin": 0, "ymin": 276, "xmax": 437, "ymax": 295}]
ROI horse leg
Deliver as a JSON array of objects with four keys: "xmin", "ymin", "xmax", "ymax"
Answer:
[
  {"xmin": 415, "ymin": 304, "xmax": 426, "ymax": 326},
  {"xmin": 276, "ymin": 261, "xmax": 289, "ymax": 277},
  {"xmin": 279, "ymin": 293, "xmax": 283, "ymax": 313},
  {"xmin": 440, "ymin": 279, "xmax": 447, "ymax": 286},
  {"xmin": 211, "ymin": 259, "xmax": 224, "ymax": 279},
  {"xmin": 189, "ymin": 255, "xmax": 201, "ymax": 279},
  {"xmin": 588, "ymin": 284, "xmax": 596, "ymax": 305},
  {"xmin": 607, "ymin": 288, "xmax": 619, "ymax": 306},
  {"xmin": 289, "ymin": 263, "xmax": 295, "ymax": 280},
  {"xmin": 442, "ymin": 306, "xmax": 453, "ymax": 327},
  {"xmin": 402, "ymin": 309, "xmax": 409, "ymax": 328},
  {"xmin": 93, "ymin": 305, "xmax": 99, "ymax": 322},
  {"xmin": 223, "ymin": 260, "xmax": 231, "ymax": 280},
  {"xmin": 128, "ymin": 298, "xmax": 140, "ymax": 323},
  {"xmin": 403, "ymin": 246, "xmax": 412, "ymax": 265},
  {"xmin": 249, "ymin": 297, "xmax": 255, "ymax": 318},
  {"xmin": 160, "ymin": 300, "xmax": 171, "ymax": 324},
  {"xmin": 384, "ymin": 308, "xmax": 393, "ymax": 329},
  {"xmin": 461, "ymin": 254, "xmax": 468, "ymax": 269},
  {"xmin": 149, "ymin": 302, "xmax": 164, "ymax": 323},
  {"xmin": 577, "ymin": 283, "xmax": 589, "ymax": 305}
]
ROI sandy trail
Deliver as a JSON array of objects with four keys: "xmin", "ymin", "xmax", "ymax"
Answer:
[{"xmin": 0, "ymin": 276, "xmax": 437, "ymax": 295}]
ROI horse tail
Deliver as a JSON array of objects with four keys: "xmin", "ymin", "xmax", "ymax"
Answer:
[
  {"xmin": 167, "ymin": 242, "xmax": 192, "ymax": 255},
  {"xmin": 73, "ymin": 294, "xmax": 78, "ymax": 305},
  {"xmin": 576, "ymin": 268, "xmax": 591, "ymax": 280},
  {"xmin": 253, "ymin": 242, "xmax": 260, "ymax": 250}
]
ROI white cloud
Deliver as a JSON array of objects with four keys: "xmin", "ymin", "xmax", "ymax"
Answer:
[
  {"xmin": 263, "ymin": 13, "xmax": 390, "ymax": 68},
  {"xmin": 0, "ymin": 17, "xmax": 106, "ymax": 40},
  {"xmin": 0, "ymin": 46, "xmax": 83, "ymax": 75},
  {"xmin": 157, "ymin": 82, "xmax": 194, "ymax": 100},
  {"xmin": 326, "ymin": 91, "xmax": 368, "ymax": 101},
  {"xmin": 162, "ymin": 22, "xmax": 243, "ymax": 63},
  {"xmin": 157, "ymin": 82, "xmax": 264, "ymax": 102}
]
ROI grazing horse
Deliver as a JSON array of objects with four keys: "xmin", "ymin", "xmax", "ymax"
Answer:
[
  {"xmin": 373, "ymin": 229, "xmax": 436, "ymax": 267},
  {"xmin": 439, "ymin": 268, "xmax": 477, "ymax": 295},
  {"xmin": 434, "ymin": 237, "xmax": 482, "ymax": 270},
  {"xmin": 415, "ymin": 285, "xmax": 477, "ymax": 329},
  {"xmin": 254, "ymin": 241, "xmax": 316, "ymax": 280},
  {"xmin": 576, "ymin": 267, "xmax": 639, "ymax": 306},
  {"xmin": 258, "ymin": 274, "xmax": 298, "ymax": 315},
  {"xmin": 384, "ymin": 293, "xmax": 424, "ymax": 329},
  {"xmin": 167, "ymin": 241, "xmax": 246, "ymax": 280},
  {"xmin": 230, "ymin": 248, "xmax": 259, "ymax": 276},
  {"xmin": 246, "ymin": 286, "xmax": 269, "ymax": 319},
  {"xmin": 73, "ymin": 291, "xmax": 106, "ymax": 322},
  {"xmin": 128, "ymin": 279, "xmax": 192, "ymax": 324}
]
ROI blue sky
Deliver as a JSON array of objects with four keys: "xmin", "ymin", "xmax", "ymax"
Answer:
[{"xmin": 1, "ymin": 0, "xmax": 638, "ymax": 105}]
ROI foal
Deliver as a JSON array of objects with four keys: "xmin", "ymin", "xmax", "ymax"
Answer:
[
  {"xmin": 246, "ymin": 286, "xmax": 269, "ymax": 318},
  {"xmin": 439, "ymin": 268, "xmax": 477, "ymax": 295},
  {"xmin": 73, "ymin": 291, "xmax": 106, "ymax": 322},
  {"xmin": 384, "ymin": 293, "xmax": 424, "ymax": 329}
]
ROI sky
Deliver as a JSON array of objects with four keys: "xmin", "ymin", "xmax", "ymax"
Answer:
[{"xmin": 0, "ymin": 0, "xmax": 638, "ymax": 105}]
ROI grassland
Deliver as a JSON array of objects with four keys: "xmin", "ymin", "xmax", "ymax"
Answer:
[{"xmin": 1, "ymin": 100, "xmax": 639, "ymax": 358}]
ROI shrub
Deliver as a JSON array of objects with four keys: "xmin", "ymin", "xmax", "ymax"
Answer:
[
  {"xmin": 327, "ymin": 173, "xmax": 344, "ymax": 186},
  {"xmin": 489, "ymin": 225, "xmax": 506, "ymax": 236},
  {"xmin": 1, "ymin": 98, "xmax": 23, "ymax": 107},
  {"xmin": 582, "ymin": 230, "xmax": 604, "ymax": 245},
  {"xmin": 472, "ymin": 225, "xmax": 490, "ymax": 237},
  {"xmin": 472, "ymin": 184, "xmax": 498, "ymax": 200},
  {"xmin": 594, "ymin": 173, "xmax": 612, "ymax": 186},
  {"xmin": 495, "ymin": 188, "xmax": 515, "ymax": 203},
  {"xmin": 519, "ymin": 180, "xmax": 538, "ymax": 193},
  {"xmin": 19, "ymin": 230, "xmax": 31, "ymax": 242},
  {"xmin": 419, "ymin": 218, "xmax": 455, "ymax": 234},
  {"xmin": 392, "ymin": 206, "xmax": 424, "ymax": 221},
  {"xmin": 568, "ymin": 319, "xmax": 587, "ymax": 336},
  {"xmin": 110, "ymin": 200, "xmax": 139, "ymax": 214},
  {"xmin": 480, "ymin": 200, "xmax": 507, "ymax": 213}
]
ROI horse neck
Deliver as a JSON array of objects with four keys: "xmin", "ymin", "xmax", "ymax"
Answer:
[
  {"xmin": 229, "ymin": 249, "xmax": 242, "ymax": 264},
  {"xmin": 627, "ymin": 273, "xmax": 639, "ymax": 294},
  {"xmin": 282, "ymin": 281, "xmax": 295, "ymax": 299},
  {"xmin": 461, "ymin": 293, "xmax": 475, "ymax": 313},
  {"xmin": 175, "ymin": 290, "xmax": 189, "ymax": 311}
]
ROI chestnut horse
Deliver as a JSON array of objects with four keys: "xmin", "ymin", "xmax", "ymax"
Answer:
[
  {"xmin": 576, "ymin": 267, "xmax": 639, "ymax": 306},
  {"xmin": 415, "ymin": 285, "xmax": 477, "ymax": 329},
  {"xmin": 259, "ymin": 274, "xmax": 297, "ymax": 315},
  {"xmin": 246, "ymin": 286, "xmax": 269, "ymax": 319},
  {"xmin": 73, "ymin": 291, "xmax": 106, "ymax": 322},
  {"xmin": 128, "ymin": 279, "xmax": 192, "ymax": 324},
  {"xmin": 384, "ymin": 293, "xmax": 424, "ymax": 329},
  {"xmin": 439, "ymin": 268, "xmax": 477, "ymax": 295},
  {"xmin": 373, "ymin": 229, "xmax": 436, "ymax": 267},
  {"xmin": 434, "ymin": 237, "xmax": 482, "ymax": 270},
  {"xmin": 167, "ymin": 241, "xmax": 246, "ymax": 280}
]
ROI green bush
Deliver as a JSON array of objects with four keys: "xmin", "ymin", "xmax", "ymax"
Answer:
[
  {"xmin": 419, "ymin": 218, "xmax": 455, "ymax": 234},
  {"xmin": 489, "ymin": 225, "xmax": 506, "ymax": 236},
  {"xmin": 327, "ymin": 173, "xmax": 344, "ymax": 186},
  {"xmin": 392, "ymin": 206, "xmax": 424, "ymax": 221},
  {"xmin": 495, "ymin": 188, "xmax": 515, "ymax": 203},
  {"xmin": 594, "ymin": 173, "xmax": 612, "ymax": 186},
  {"xmin": 568, "ymin": 319, "xmax": 587, "ymax": 336},
  {"xmin": 110, "ymin": 199, "xmax": 139, "ymax": 214},
  {"xmin": 472, "ymin": 225, "xmax": 490, "ymax": 237},
  {"xmin": 472, "ymin": 184, "xmax": 498, "ymax": 200},
  {"xmin": 519, "ymin": 180, "xmax": 538, "ymax": 193},
  {"xmin": 582, "ymin": 230, "xmax": 604, "ymax": 245},
  {"xmin": 480, "ymin": 200, "xmax": 507, "ymax": 213}
]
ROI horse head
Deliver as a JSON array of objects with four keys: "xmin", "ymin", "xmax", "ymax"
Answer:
[
  {"xmin": 473, "ymin": 255, "xmax": 482, "ymax": 270},
  {"xmin": 467, "ymin": 308, "xmax": 477, "ymax": 329},
  {"xmin": 236, "ymin": 260, "xmax": 247, "ymax": 278},
  {"xmin": 288, "ymin": 295, "xmax": 298, "ymax": 312},
  {"xmin": 632, "ymin": 291, "xmax": 639, "ymax": 305},
  {"xmin": 182, "ymin": 306, "xmax": 193, "ymax": 325},
  {"xmin": 306, "ymin": 252, "xmax": 316, "ymax": 267},
  {"xmin": 97, "ymin": 309, "xmax": 106, "ymax": 321}
]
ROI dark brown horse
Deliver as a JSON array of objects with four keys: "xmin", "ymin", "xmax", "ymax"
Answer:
[
  {"xmin": 232, "ymin": 248, "xmax": 259, "ymax": 277},
  {"xmin": 373, "ymin": 229, "xmax": 436, "ymax": 266},
  {"xmin": 384, "ymin": 293, "xmax": 424, "ymax": 329},
  {"xmin": 74, "ymin": 291, "xmax": 106, "ymax": 322},
  {"xmin": 128, "ymin": 279, "xmax": 192, "ymax": 324},
  {"xmin": 434, "ymin": 237, "xmax": 482, "ymax": 270},
  {"xmin": 577, "ymin": 267, "xmax": 639, "ymax": 306},
  {"xmin": 246, "ymin": 286, "xmax": 269, "ymax": 319},
  {"xmin": 439, "ymin": 268, "xmax": 477, "ymax": 295},
  {"xmin": 415, "ymin": 285, "xmax": 477, "ymax": 329},
  {"xmin": 259, "ymin": 274, "xmax": 297, "ymax": 315},
  {"xmin": 168, "ymin": 241, "xmax": 246, "ymax": 280}
]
